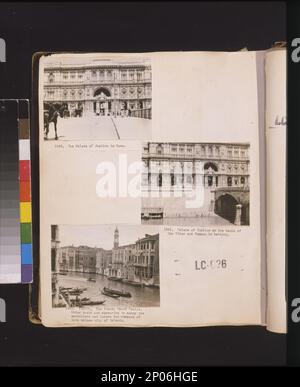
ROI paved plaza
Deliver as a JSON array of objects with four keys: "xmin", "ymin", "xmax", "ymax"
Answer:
[{"xmin": 44, "ymin": 116, "xmax": 151, "ymax": 141}]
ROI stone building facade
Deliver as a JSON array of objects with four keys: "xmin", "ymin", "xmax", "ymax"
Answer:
[
  {"xmin": 141, "ymin": 142, "xmax": 250, "ymax": 225},
  {"xmin": 59, "ymin": 245, "xmax": 97, "ymax": 273},
  {"xmin": 134, "ymin": 234, "xmax": 160, "ymax": 286},
  {"xmin": 43, "ymin": 60, "xmax": 152, "ymax": 118},
  {"xmin": 56, "ymin": 228, "xmax": 160, "ymax": 286}
]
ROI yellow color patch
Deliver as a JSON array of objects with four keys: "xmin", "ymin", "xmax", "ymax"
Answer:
[{"xmin": 20, "ymin": 202, "xmax": 31, "ymax": 223}]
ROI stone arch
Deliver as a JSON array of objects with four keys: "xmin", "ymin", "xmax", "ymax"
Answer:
[
  {"xmin": 93, "ymin": 87, "xmax": 111, "ymax": 98},
  {"xmin": 214, "ymin": 193, "xmax": 238, "ymax": 224},
  {"xmin": 204, "ymin": 162, "xmax": 218, "ymax": 172}
]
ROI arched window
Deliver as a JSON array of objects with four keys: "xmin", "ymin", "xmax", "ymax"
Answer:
[
  {"xmin": 227, "ymin": 177, "xmax": 232, "ymax": 187},
  {"xmin": 48, "ymin": 72, "xmax": 54, "ymax": 83},
  {"xmin": 156, "ymin": 144, "xmax": 163, "ymax": 155}
]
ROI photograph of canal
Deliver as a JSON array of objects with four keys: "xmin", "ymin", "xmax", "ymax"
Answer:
[
  {"xmin": 141, "ymin": 142, "xmax": 250, "ymax": 226},
  {"xmin": 51, "ymin": 224, "xmax": 160, "ymax": 308}
]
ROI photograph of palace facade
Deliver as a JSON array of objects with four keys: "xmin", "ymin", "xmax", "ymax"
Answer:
[
  {"xmin": 43, "ymin": 58, "xmax": 152, "ymax": 119},
  {"xmin": 54, "ymin": 227, "xmax": 160, "ymax": 287},
  {"xmin": 141, "ymin": 142, "xmax": 250, "ymax": 225}
]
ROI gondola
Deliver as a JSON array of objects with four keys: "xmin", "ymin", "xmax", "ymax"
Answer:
[
  {"xmin": 80, "ymin": 300, "xmax": 106, "ymax": 306},
  {"xmin": 108, "ymin": 276, "xmax": 122, "ymax": 282},
  {"xmin": 103, "ymin": 287, "xmax": 131, "ymax": 298},
  {"xmin": 101, "ymin": 290, "xmax": 120, "ymax": 299},
  {"xmin": 126, "ymin": 281, "xmax": 144, "ymax": 288}
]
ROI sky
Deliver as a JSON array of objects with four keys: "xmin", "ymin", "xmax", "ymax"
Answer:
[{"xmin": 58, "ymin": 224, "xmax": 159, "ymax": 250}]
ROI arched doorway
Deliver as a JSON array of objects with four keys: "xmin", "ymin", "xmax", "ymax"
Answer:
[
  {"xmin": 94, "ymin": 87, "xmax": 111, "ymax": 98},
  {"xmin": 204, "ymin": 162, "xmax": 218, "ymax": 187},
  {"xmin": 215, "ymin": 193, "xmax": 238, "ymax": 224},
  {"xmin": 93, "ymin": 87, "xmax": 111, "ymax": 116}
]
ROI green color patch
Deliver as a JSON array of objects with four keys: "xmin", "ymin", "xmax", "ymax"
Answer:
[{"xmin": 21, "ymin": 223, "xmax": 32, "ymax": 244}]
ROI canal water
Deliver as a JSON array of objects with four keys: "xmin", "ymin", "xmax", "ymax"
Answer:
[
  {"xmin": 142, "ymin": 215, "xmax": 231, "ymax": 226},
  {"xmin": 56, "ymin": 271, "xmax": 160, "ymax": 308}
]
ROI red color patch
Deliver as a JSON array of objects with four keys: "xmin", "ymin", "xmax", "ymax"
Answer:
[{"xmin": 19, "ymin": 160, "xmax": 30, "ymax": 181}]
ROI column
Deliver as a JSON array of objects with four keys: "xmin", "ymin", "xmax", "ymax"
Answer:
[{"xmin": 234, "ymin": 204, "xmax": 242, "ymax": 226}]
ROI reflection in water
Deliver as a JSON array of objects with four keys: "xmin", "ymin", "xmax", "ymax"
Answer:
[
  {"xmin": 142, "ymin": 215, "xmax": 231, "ymax": 226},
  {"xmin": 54, "ymin": 271, "xmax": 160, "ymax": 308}
]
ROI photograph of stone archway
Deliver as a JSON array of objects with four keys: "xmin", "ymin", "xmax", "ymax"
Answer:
[
  {"xmin": 141, "ymin": 142, "xmax": 250, "ymax": 226},
  {"xmin": 41, "ymin": 54, "xmax": 152, "ymax": 141}
]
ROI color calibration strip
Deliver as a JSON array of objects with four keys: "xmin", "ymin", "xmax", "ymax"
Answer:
[
  {"xmin": 19, "ymin": 101, "xmax": 33, "ymax": 283},
  {"xmin": 0, "ymin": 100, "xmax": 20, "ymax": 283}
]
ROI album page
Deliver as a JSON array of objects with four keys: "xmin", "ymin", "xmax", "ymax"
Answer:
[
  {"xmin": 38, "ymin": 51, "xmax": 264, "ymax": 327},
  {"xmin": 265, "ymin": 48, "xmax": 287, "ymax": 333}
]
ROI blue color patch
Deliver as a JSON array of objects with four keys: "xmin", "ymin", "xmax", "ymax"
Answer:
[{"xmin": 21, "ymin": 243, "xmax": 32, "ymax": 264}]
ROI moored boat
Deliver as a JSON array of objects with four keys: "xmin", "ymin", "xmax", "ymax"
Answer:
[
  {"xmin": 103, "ymin": 287, "xmax": 131, "ymax": 298},
  {"xmin": 108, "ymin": 276, "xmax": 123, "ymax": 282},
  {"xmin": 80, "ymin": 300, "xmax": 106, "ymax": 306},
  {"xmin": 126, "ymin": 281, "xmax": 144, "ymax": 288},
  {"xmin": 101, "ymin": 290, "xmax": 120, "ymax": 299}
]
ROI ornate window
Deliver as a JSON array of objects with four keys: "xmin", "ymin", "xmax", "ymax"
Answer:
[
  {"xmin": 156, "ymin": 144, "xmax": 163, "ymax": 155},
  {"xmin": 48, "ymin": 72, "xmax": 54, "ymax": 83}
]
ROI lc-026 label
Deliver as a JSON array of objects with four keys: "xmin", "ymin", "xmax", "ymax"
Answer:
[{"xmin": 195, "ymin": 259, "xmax": 228, "ymax": 270}]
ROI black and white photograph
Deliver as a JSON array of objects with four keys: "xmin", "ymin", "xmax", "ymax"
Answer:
[
  {"xmin": 42, "ymin": 55, "xmax": 152, "ymax": 141},
  {"xmin": 141, "ymin": 142, "xmax": 250, "ymax": 226},
  {"xmin": 51, "ymin": 225, "xmax": 160, "ymax": 309}
]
